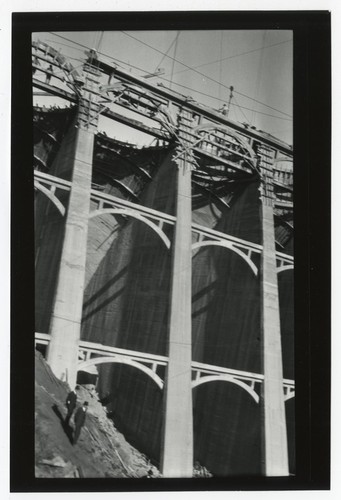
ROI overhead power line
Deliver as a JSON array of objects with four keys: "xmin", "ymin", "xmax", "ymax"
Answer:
[
  {"xmin": 48, "ymin": 32, "xmax": 140, "ymax": 70},
  {"xmin": 251, "ymin": 30, "xmax": 267, "ymax": 125},
  {"xmin": 218, "ymin": 31, "xmax": 223, "ymax": 105},
  {"xmin": 154, "ymin": 32, "xmax": 179, "ymax": 73},
  {"xmin": 170, "ymin": 31, "xmax": 180, "ymax": 89},
  {"xmin": 232, "ymin": 95, "xmax": 252, "ymax": 125},
  {"xmin": 165, "ymin": 80, "xmax": 291, "ymax": 121},
  {"xmin": 120, "ymin": 30, "xmax": 292, "ymax": 118},
  {"xmin": 46, "ymin": 32, "xmax": 292, "ymax": 122},
  {"xmin": 169, "ymin": 38, "xmax": 293, "ymax": 77}
]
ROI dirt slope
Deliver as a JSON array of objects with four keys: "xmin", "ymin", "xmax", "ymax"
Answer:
[{"xmin": 35, "ymin": 351, "xmax": 160, "ymax": 478}]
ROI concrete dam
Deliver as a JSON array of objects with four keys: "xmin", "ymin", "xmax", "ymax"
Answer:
[{"xmin": 33, "ymin": 39, "xmax": 294, "ymax": 477}]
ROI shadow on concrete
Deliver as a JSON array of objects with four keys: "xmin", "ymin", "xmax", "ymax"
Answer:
[{"xmin": 52, "ymin": 404, "xmax": 74, "ymax": 444}]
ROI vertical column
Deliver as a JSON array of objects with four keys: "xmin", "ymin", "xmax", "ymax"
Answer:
[
  {"xmin": 161, "ymin": 112, "xmax": 194, "ymax": 478},
  {"xmin": 260, "ymin": 162, "xmax": 289, "ymax": 476},
  {"xmin": 46, "ymin": 68, "xmax": 100, "ymax": 389}
]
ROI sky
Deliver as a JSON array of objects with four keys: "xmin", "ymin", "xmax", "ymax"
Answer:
[{"xmin": 32, "ymin": 30, "xmax": 293, "ymax": 146}]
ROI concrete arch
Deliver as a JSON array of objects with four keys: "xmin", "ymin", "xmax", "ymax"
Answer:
[
  {"xmin": 192, "ymin": 240, "xmax": 258, "ymax": 276},
  {"xmin": 192, "ymin": 375, "xmax": 259, "ymax": 403},
  {"xmin": 100, "ymin": 83, "xmax": 175, "ymax": 134},
  {"xmin": 193, "ymin": 123, "xmax": 256, "ymax": 164},
  {"xmin": 78, "ymin": 355, "xmax": 164, "ymax": 390},
  {"xmin": 34, "ymin": 180, "xmax": 66, "ymax": 216},
  {"xmin": 284, "ymin": 391, "xmax": 295, "ymax": 402},
  {"xmin": 102, "ymin": 83, "xmax": 158, "ymax": 109},
  {"xmin": 277, "ymin": 264, "xmax": 294, "ymax": 274},
  {"xmin": 89, "ymin": 208, "xmax": 171, "ymax": 249}
]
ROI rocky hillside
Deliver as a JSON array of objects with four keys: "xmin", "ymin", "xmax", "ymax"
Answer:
[{"xmin": 35, "ymin": 351, "xmax": 161, "ymax": 478}]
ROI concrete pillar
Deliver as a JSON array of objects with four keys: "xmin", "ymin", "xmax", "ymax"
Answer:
[
  {"xmin": 46, "ymin": 71, "xmax": 100, "ymax": 389},
  {"xmin": 260, "ymin": 164, "xmax": 289, "ymax": 476},
  {"xmin": 161, "ymin": 149, "xmax": 193, "ymax": 478},
  {"xmin": 46, "ymin": 125, "xmax": 94, "ymax": 389}
]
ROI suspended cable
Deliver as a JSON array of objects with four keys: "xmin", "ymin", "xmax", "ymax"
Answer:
[
  {"xmin": 251, "ymin": 31, "xmax": 267, "ymax": 125},
  {"xmin": 47, "ymin": 30, "xmax": 291, "ymax": 119},
  {"xmin": 153, "ymin": 32, "xmax": 179, "ymax": 73},
  {"xmin": 97, "ymin": 31, "xmax": 105, "ymax": 53},
  {"xmin": 120, "ymin": 30, "xmax": 292, "ymax": 118},
  {"xmin": 48, "ymin": 32, "xmax": 134, "ymax": 71},
  {"xmin": 46, "ymin": 32, "xmax": 292, "ymax": 121},
  {"xmin": 48, "ymin": 32, "xmax": 293, "ymax": 120},
  {"xmin": 45, "ymin": 40, "xmax": 86, "ymax": 59},
  {"xmin": 169, "ymin": 31, "xmax": 180, "ymax": 90},
  {"xmin": 170, "ymin": 38, "xmax": 292, "ymax": 76},
  {"xmin": 46, "ymin": 37, "xmax": 88, "ymax": 54},
  {"xmin": 39, "ymin": 43, "xmax": 85, "ymax": 65},
  {"xmin": 232, "ymin": 95, "xmax": 252, "ymax": 125},
  {"xmin": 218, "ymin": 31, "xmax": 223, "ymax": 105},
  {"xmin": 156, "ymin": 77, "xmax": 292, "ymax": 121},
  {"xmin": 93, "ymin": 32, "xmax": 99, "ymax": 49}
]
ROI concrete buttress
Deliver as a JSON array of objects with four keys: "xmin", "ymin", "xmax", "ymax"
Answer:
[
  {"xmin": 46, "ymin": 68, "xmax": 100, "ymax": 389},
  {"xmin": 260, "ymin": 162, "xmax": 289, "ymax": 476},
  {"xmin": 161, "ymin": 114, "xmax": 194, "ymax": 477}
]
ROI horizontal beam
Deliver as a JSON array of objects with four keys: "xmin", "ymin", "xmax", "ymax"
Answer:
[
  {"xmin": 101, "ymin": 106, "xmax": 170, "ymax": 141},
  {"xmin": 100, "ymin": 64, "xmax": 293, "ymax": 157},
  {"xmin": 33, "ymin": 78, "xmax": 290, "ymax": 176},
  {"xmin": 79, "ymin": 339, "xmax": 168, "ymax": 365},
  {"xmin": 193, "ymin": 147, "xmax": 253, "ymax": 175},
  {"xmin": 35, "ymin": 333, "xmax": 294, "ymax": 390},
  {"xmin": 34, "ymin": 170, "xmax": 294, "ymax": 264},
  {"xmin": 33, "ymin": 78, "xmax": 77, "ymax": 102},
  {"xmin": 274, "ymin": 200, "xmax": 293, "ymax": 209},
  {"xmin": 33, "ymin": 44, "xmax": 293, "ymax": 157},
  {"xmin": 33, "ymin": 78, "xmax": 171, "ymax": 141}
]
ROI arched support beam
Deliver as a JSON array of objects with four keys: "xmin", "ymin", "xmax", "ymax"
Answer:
[
  {"xmin": 89, "ymin": 208, "xmax": 171, "ymax": 249},
  {"xmin": 277, "ymin": 264, "xmax": 294, "ymax": 274},
  {"xmin": 33, "ymin": 40, "xmax": 81, "ymax": 82},
  {"xmin": 34, "ymin": 180, "xmax": 66, "ymax": 216},
  {"xmin": 192, "ymin": 240, "xmax": 258, "ymax": 276},
  {"xmin": 78, "ymin": 355, "xmax": 164, "ymax": 390},
  {"xmin": 99, "ymin": 84, "xmax": 176, "ymax": 135},
  {"xmin": 193, "ymin": 123, "xmax": 257, "ymax": 165},
  {"xmin": 284, "ymin": 392, "xmax": 295, "ymax": 402},
  {"xmin": 192, "ymin": 375, "xmax": 259, "ymax": 404},
  {"xmin": 101, "ymin": 83, "xmax": 160, "ymax": 111}
]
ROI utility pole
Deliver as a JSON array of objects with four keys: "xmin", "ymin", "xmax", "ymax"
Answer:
[
  {"xmin": 46, "ymin": 63, "xmax": 101, "ymax": 389},
  {"xmin": 226, "ymin": 86, "xmax": 234, "ymax": 118},
  {"xmin": 161, "ymin": 110, "xmax": 194, "ymax": 477},
  {"xmin": 259, "ymin": 155, "xmax": 289, "ymax": 476}
]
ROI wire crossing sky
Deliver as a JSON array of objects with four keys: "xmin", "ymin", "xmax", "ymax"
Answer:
[
  {"xmin": 33, "ymin": 30, "xmax": 293, "ymax": 146},
  {"xmin": 120, "ymin": 30, "xmax": 292, "ymax": 118}
]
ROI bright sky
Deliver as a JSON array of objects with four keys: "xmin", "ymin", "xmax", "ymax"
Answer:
[{"xmin": 32, "ymin": 30, "xmax": 293, "ymax": 146}]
